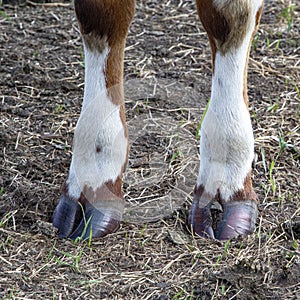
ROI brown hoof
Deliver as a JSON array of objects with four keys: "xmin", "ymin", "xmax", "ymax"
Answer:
[
  {"xmin": 53, "ymin": 194, "xmax": 123, "ymax": 240},
  {"xmin": 215, "ymin": 200, "xmax": 257, "ymax": 240}
]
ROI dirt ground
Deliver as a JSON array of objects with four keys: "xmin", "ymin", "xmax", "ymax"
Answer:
[{"xmin": 0, "ymin": 0, "xmax": 299, "ymax": 299}]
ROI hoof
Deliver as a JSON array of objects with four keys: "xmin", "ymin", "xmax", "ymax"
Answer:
[
  {"xmin": 188, "ymin": 197, "xmax": 257, "ymax": 240},
  {"xmin": 53, "ymin": 194, "xmax": 123, "ymax": 240},
  {"xmin": 188, "ymin": 199, "xmax": 215, "ymax": 239},
  {"xmin": 52, "ymin": 195, "xmax": 81, "ymax": 238},
  {"xmin": 215, "ymin": 200, "xmax": 258, "ymax": 240}
]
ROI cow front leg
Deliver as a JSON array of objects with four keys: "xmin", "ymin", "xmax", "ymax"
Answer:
[
  {"xmin": 53, "ymin": 0, "xmax": 135, "ymax": 240},
  {"xmin": 189, "ymin": 0, "xmax": 264, "ymax": 240}
]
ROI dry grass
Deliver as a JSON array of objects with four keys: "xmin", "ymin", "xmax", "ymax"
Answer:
[{"xmin": 0, "ymin": 0, "xmax": 299, "ymax": 299}]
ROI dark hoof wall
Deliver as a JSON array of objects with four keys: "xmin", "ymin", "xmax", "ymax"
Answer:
[
  {"xmin": 52, "ymin": 195, "xmax": 81, "ymax": 238},
  {"xmin": 53, "ymin": 194, "xmax": 123, "ymax": 240},
  {"xmin": 215, "ymin": 200, "xmax": 258, "ymax": 240},
  {"xmin": 188, "ymin": 200, "xmax": 215, "ymax": 239}
]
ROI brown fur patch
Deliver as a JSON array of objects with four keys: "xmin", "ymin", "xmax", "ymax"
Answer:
[
  {"xmin": 105, "ymin": 62, "xmax": 125, "ymax": 105},
  {"xmin": 196, "ymin": 0, "xmax": 251, "ymax": 54},
  {"xmin": 229, "ymin": 172, "xmax": 258, "ymax": 203},
  {"xmin": 194, "ymin": 172, "xmax": 258, "ymax": 206},
  {"xmin": 79, "ymin": 177, "xmax": 124, "ymax": 205},
  {"xmin": 74, "ymin": 0, "xmax": 135, "ymax": 46}
]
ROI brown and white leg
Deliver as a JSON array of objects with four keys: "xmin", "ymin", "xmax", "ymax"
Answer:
[
  {"xmin": 189, "ymin": 0, "xmax": 264, "ymax": 240},
  {"xmin": 53, "ymin": 0, "xmax": 135, "ymax": 240}
]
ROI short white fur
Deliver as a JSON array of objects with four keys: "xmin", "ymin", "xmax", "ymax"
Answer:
[
  {"xmin": 197, "ymin": 0, "xmax": 263, "ymax": 202},
  {"xmin": 67, "ymin": 43, "xmax": 128, "ymax": 200}
]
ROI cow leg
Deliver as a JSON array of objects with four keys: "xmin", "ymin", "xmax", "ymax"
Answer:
[
  {"xmin": 53, "ymin": 0, "xmax": 135, "ymax": 240},
  {"xmin": 189, "ymin": 0, "xmax": 264, "ymax": 240}
]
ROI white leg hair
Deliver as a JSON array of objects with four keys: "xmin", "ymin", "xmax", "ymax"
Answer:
[{"xmin": 67, "ymin": 44, "xmax": 128, "ymax": 200}]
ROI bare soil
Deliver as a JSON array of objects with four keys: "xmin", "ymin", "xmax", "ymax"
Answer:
[{"xmin": 0, "ymin": 0, "xmax": 299, "ymax": 299}]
